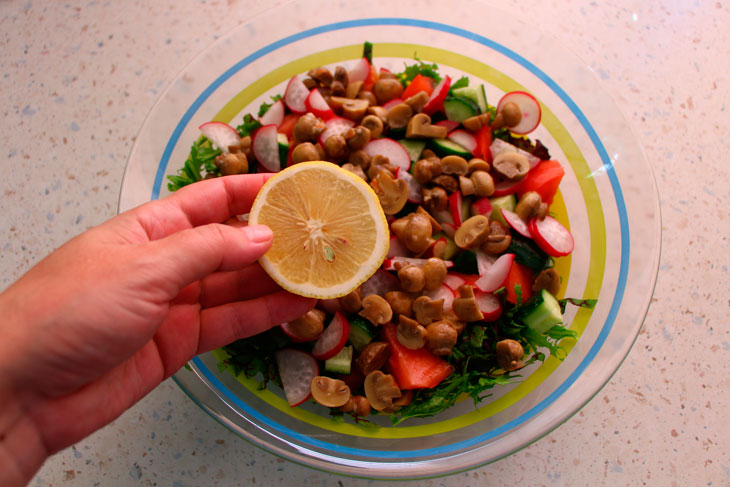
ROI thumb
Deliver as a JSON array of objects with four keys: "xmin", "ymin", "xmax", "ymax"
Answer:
[{"xmin": 146, "ymin": 223, "xmax": 273, "ymax": 292}]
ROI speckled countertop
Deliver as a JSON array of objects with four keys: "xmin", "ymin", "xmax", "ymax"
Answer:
[{"xmin": 2, "ymin": 1, "xmax": 728, "ymax": 485}]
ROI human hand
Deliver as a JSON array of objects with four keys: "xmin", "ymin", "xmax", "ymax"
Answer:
[{"xmin": 0, "ymin": 174, "xmax": 316, "ymax": 484}]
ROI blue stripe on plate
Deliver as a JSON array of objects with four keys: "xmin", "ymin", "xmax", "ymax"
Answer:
[{"xmin": 157, "ymin": 17, "xmax": 630, "ymax": 459}]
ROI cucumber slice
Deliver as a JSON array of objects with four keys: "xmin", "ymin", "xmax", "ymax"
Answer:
[
  {"xmin": 276, "ymin": 133, "xmax": 289, "ymax": 170},
  {"xmin": 443, "ymin": 96, "xmax": 478, "ymax": 122},
  {"xmin": 451, "ymin": 85, "xmax": 488, "ymax": 114},
  {"xmin": 508, "ymin": 237, "xmax": 551, "ymax": 271},
  {"xmin": 347, "ymin": 317, "xmax": 376, "ymax": 352},
  {"xmin": 324, "ymin": 345, "xmax": 353, "ymax": 374},
  {"xmin": 398, "ymin": 139, "xmax": 427, "ymax": 164},
  {"xmin": 522, "ymin": 289, "xmax": 563, "ymax": 333},
  {"xmin": 428, "ymin": 138, "xmax": 472, "ymax": 158},
  {"xmin": 488, "ymin": 194, "xmax": 516, "ymax": 226}
]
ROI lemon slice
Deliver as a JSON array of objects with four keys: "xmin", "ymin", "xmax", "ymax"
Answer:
[{"xmin": 248, "ymin": 161, "xmax": 389, "ymax": 299}]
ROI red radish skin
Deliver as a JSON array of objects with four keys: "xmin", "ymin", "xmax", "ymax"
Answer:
[
  {"xmin": 470, "ymin": 197, "xmax": 493, "ymax": 217},
  {"xmin": 448, "ymin": 191, "xmax": 465, "ymax": 227},
  {"xmin": 318, "ymin": 116, "xmax": 355, "ymax": 146},
  {"xmin": 311, "ymin": 312, "xmax": 350, "ymax": 361},
  {"xmin": 360, "ymin": 269, "xmax": 401, "ymax": 297},
  {"xmin": 425, "ymin": 284, "xmax": 455, "ymax": 313},
  {"xmin": 252, "ymin": 124, "xmax": 282, "ymax": 172},
  {"xmin": 305, "ymin": 89, "xmax": 334, "ymax": 120},
  {"xmin": 474, "ymin": 291, "xmax": 502, "ymax": 321},
  {"xmin": 363, "ymin": 138, "xmax": 411, "ymax": 171},
  {"xmin": 435, "ymin": 120, "xmax": 460, "ymax": 133},
  {"xmin": 349, "ymin": 57, "xmax": 371, "ymax": 83},
  {"xmin": 447, "ymin": 129, "xmax": 477, "ymax": 155},
  {"xmin": 259, "ymin": 99, "xmax": 285, "ymax": 127},
  {"xmin": 284, "ymin": 75, "xmax": 309, "ymax": 113},
  {"xmin": 423, "ymin": 76, "xmax": 452, "ymax": 115},
  {"xmin": 274, "ymin": 349, "xmax": 319, "ymax": 407},
  {"xmin": 497, "ymin": 91, "xmax": 542, "ymax": 135},
  {"xmin": 199, "ymin": 121, "xmax": 240, "ymax": 152},
  {"xmin": 382, "ymin": 97, "xmax": 404, "ymax": 112},
  {"xmin": 474, "ymin": 253, "xmax": 515, "ymax": 293},
  {"xmin": 528, "ymin": 216, "xmax": 574, "ymax": 257},
  {"xmin": 501, "ymin": 208, "xmax": 532, "ymax": 238},
  {"xmin": 475, "ymin": 249, "xmax": 495, "ymax": 276}
]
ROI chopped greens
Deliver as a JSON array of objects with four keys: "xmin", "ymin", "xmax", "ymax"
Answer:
[
  {"xmin": 449, "ymin": 75, "xmax": 470, "ymax": 91},
  {"xmin": 257, "ymin": 94, "xmax": 283, "ymax": 117},
  {"xmin": 166, "ymin": 137, "xmax": 220, "ymax": 192},
  {"xmin": 236, "ymin": 113, "xmax": 262, "ymax": 138},
  {"xmin": 397, "ymin": 55, "xmax": 442, "ymax": 86}
]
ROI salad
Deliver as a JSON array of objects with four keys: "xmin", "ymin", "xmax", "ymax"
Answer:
[{"xmin": 168, "ymin": 42, "xmax": 595, "ymax": 425}]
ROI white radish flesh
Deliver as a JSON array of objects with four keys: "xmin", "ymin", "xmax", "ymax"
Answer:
[
  {"xmin": 528, "ymin": 216, "xmax": 574, "ymax": 257},
  {"xmin": 474, "ymin": 253, "xmax": 515, "ymax": 293},
  {"xmin": 259, "ymin": 99, "xmax": 285, "ymax": 127},
  {"xmin": 363, "ymin": 138, "xmax": 411, "ymax": 171},
  {"xmin": 496, "ymin": 91, "xmax": 541, "ymax": 135},
  {"xmin": 284, "ymin": 75, "xmax": 309, "ymax": 113},
  {"xmin": 199, "ymin": 121, "xmax": 240, "ymax": 152},
  {"xmin": 251, "ymin": 124, "xmax": 281, "ymax": 172},
  {"xmin": 311, "ymin": 312, "xmax": 350, "ymax": 361},
  {"xmin": 275, "ymin": 349, "xmax": 318, "ymax": 407},
  {"xmin": 501, "ymin": 208, "xmax": 532, "ymax": 238}
]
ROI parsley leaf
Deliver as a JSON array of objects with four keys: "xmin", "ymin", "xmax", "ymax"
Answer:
[
  {"xmin": 166, "ymin": 137, "xmax": 220, "ymax": 192},
  {"xmin": 236, "ymin": 113, "xmax": 262, "ymax": 138},
  {"xmin": 257, "ymin": 94, "xmax": 283, "ymax": 117},
  {"xmin": 220, "ymin": 327, "xmax": 290, "ymax": 390},
  {"xmin": 397, "ymin": 55, "xmax": 442, "ymax": 87},
  {"xmin": 449, "ymin": 75, "xmax": 469, "ymax": 91}
]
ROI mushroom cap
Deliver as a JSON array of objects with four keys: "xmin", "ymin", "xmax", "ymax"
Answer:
[
  {"xmin": 358, "ymin": 294, "xmax": 393, "ymax": 325},
  {"xmin": 406, "ymin": 113, "xmax": 448, "ymax": 139},
  {"xmin": 364, "ymin": 370, "xmax": 402, "ymax": 411},
  {"xmin": 310, "ymin": 376, "xmax": 351, "ymax": 408},
  {"xmin": 371, "ymin": 171, "xmax": 408, "ymax": 215}
]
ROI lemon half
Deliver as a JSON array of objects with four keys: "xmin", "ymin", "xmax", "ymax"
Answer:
[{"xmin": 248, "ymin": 161, "xmax": 389, "ymax": 299}]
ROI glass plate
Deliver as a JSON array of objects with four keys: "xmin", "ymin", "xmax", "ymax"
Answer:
[{"xmin": 119, "ymin": 0, "xmax": 661, "ymax": 479}]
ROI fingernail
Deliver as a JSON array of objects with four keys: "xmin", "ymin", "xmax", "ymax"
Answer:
[{"xmin": 245, "ymin": 224, "xmax": 273, "ymax": 244}]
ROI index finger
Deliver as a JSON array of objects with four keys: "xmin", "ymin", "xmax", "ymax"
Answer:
[{"xmin": 133, "ymin": 173, "xmax": 273, "ymax": 240}]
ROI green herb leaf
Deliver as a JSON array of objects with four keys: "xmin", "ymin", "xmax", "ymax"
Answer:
[
  {"xmin": 397, "ymin": 55, "xmax": 442, "ymax": 87},
  {"xmin": 449, "ymin": 75, "xmax": 469, "ymax": 91},
  {"xmin": 362, "ymin": 41, "xmax": 373, "ymax": 64},
  {"xmin": 166, "ymin": 137, "xmax": 221, "ymax": 192},
  {"xmin": 257, "ymin": 94, "xmax": 284, "ymax": 117},
  {"xmin": 559, "ymin": 297, "xmax": 598, "ymax": 313},
  {"xmin": 236, "ymin": 113, "xmax": 262, "ymax": 138}
]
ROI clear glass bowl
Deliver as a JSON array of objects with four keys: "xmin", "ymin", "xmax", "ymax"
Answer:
[{"xmin": 119, "ymin": 0, "xmax": 661, "ymax": 479}]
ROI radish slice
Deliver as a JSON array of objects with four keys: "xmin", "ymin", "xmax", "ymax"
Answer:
[
  {"xmin": 275, "ymin": 349, "xmax": 319, "ymax": 407},
  {"xmin": 447, "ymin": 129, "xmax": 477, "ymax": 155},
  {"xmin": 431, "ymin": 209, "xmax": 454, "ymax": 226},
  {"xmin": 425, "ymin": 284, "xmax": 454, "ymax": 313},
  {"xmin": 284, "ymin": 75, "xmax": 309, "ymax": 113},
  {"xmin": 441, "ymin": 222, "xmax": 457, "ymax": 239},
  {"xmin": 382, "ymin": 97, "xmax": 404, "ymax": 112},
  {"xmin": 501, "ymin": 208, "xmax": 532, "ymax": 238},
  {"xmin": 448, "ymin": 191, "xmax": 466, "ymax": 227},
  {"xmin": 318, "ymin": 116, "xmax": 355, "ymax": 146},
  {"xmin": 435, "ymin": 120, "xmax": 460, "ymax": 133},
  {"xmin": 349, "ymin": 57, "xmax": 371, "ymax": 83},
  {"xmin": 318, "ymin": 298, "xmax": 343, "ymax": 314},
  {"xmin": 474, "ymin": 253, "xmax": 515, "ymax": 293},
  {"xmin": 423, "ymin": 75, "xmax": 451, "ymax": 115},
  {"xmin": 259, "ymin": 99, "xmax": 285, "ymax": 127},
  {"xmin": 491, "ymin": 178, "xmax": 525, "ymax": 197},
  {"xmin": 470, "ymin": 197, "xmax": 493, "ymax": 217},
  {"xmin": 490, "ymin": 138, "xmax": 541, "ymax": 167},
  {"xmin": 475, "ymin": 249, "xmax": 495, "ymax": 276},
  {"xmin": 252, "ymin": 124, "xmax": 282, "ymax": 172},
  {"xmin": 311, "ymin": 312, "xmax": 350, "ymax": 361},
  {"xmin": 443, "ymin": 273, "xmax": 466, "ymax": 291},
  {"xmin": 397, "ymin": 168, "xmax": 423, "ymax": 203},
  {"xmin": 199, "ymin": 121, "xmax": 240, "ymax": 152},
  {"xmin": 363, "ymin": 138, "xmax": 411, "ymax": 171},
  {"xmin": 496, "ymin": 91, "xmax": 541, "ymax": 135},
  {"xmin": 528, "ymin": 216, "xmax": 574, "ymax": 257},
  {"xmin": 305, "ymin": 89, "xmax": 334, "ymax": 120},
  {"xmin": 387, "ymin": 235, "xmax": 410, "ymax": 258},
  {"xmin": 382, "ymin": 256, "xmax": 454, "ymax": 271},
  {"xmin": 360, "ymin": 269, "xmax": 401, "ymax": 297},
  {"xmin": 474, "ymin": 291, "xmax": 502, "ymax": 321}
]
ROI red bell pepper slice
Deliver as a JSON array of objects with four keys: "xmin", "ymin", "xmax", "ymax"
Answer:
[
  {"xmin": 278, "ymin": 113, "xmax": 300, "ymax": 140},
  {"xmin": 502, "ymin": 261, "xmax": 535, "ymax": 305},
  {"xmin": 474, "ymin": 124, "xmax": 493, "ymax": 163},
  {"xmin": 402, "ymin": 73, "xmax": 434, "ymax": 99},
  {"xmin": 516, "ymin": 160, "xmax": 565, "ymax": 204},
  {"xmin": 382, "ymin": 324, "xmax": 454, "ymax": 390}
]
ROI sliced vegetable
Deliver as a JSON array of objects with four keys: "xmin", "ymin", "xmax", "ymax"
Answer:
[
  {"xmin": 259, "ymin": 99, "xmax": 285, "ymax": 127},
  {"xmin": 348, "ymin": 317, "xmax": 377, "ymax": 352},
  {"xmin": 501, "ymin": 208, "xmax": 532, "ymax": 238},
  {"xmin": 434, "ymin": 120, "xmax": 460, "ymax": 133},
  {"xmin": 443, "ymin": 96, "xmax": 478, "ymax": 122},
  {"xmin": 364, "ymin": 138, "xmax": 411, "ymax": 171},
  {"xmin": 474, "ymin": 253, "xmax": 515, "ymax": 293},
  {"xmin": 473, "ymin": 290, "xmax": 502, "ymax": 321},
  {"xmin": 402, "ymin": 73, "xmax": 434, "ymax": 99},
  {"xmin": 252, "ymin": 124, "xmax": 284, "ymax": 172},
  {"xmin": 199, "ymin": 121, "xmax": 240, "ymax": 152},
  {"xmin": 360, "ymin": 269, "xmax": 401, "ymax": 297},
  {"xmin": 275, "ymin": 349, "xmax": 319, "ymax": 407},
  {"xmin": 398, "ymin": 139, "xmax": 426, "ymax": 164},
  {"xmin": 382, "ymin": 324, "xmax": 454, "ymax": 390},
  {"xmin": 490, "ymin": 138, "xmax": 541, "ymax": 168},
  {"xmin": 324, "ymin": 345, "xmax": 354, "ymax": 374},
  {"xmin": 311, "ymin": 312, "xmax": 351, "ymax": 360},
  {"xmin": 397, "ymin": 168, "xmax": 423, "ymax": 203},
  {"xmin": 382, "ymin": 97, "xmax": 404, "ymax": 112},
  {"xmin": 448, "ymin": 191, "xmax": 469, "ymax": 227},
  {"xmin": 318, "ymin": 116, "xmax": 355, "ymax": 146},
  {"xmin": 424, "ymin": 283, "xmax": 455, "ymax": 313},
  {"xmin": 474, "ymin": 124, "xmax": 493, "ymax": 162},
  {"xmin": 470, "ymin": 197, "xmax": 493, "ymax": 218},
  {"xmin": 447, "ymin": 129, "xmax": 477, "ymax": 155},
  {"xmin": 502, "ymin": 261, "xmax": 535, "ymax": 305},
  {"xmin": 423, "ymin": 75, "xmax": 452, "ymax": 115},
  {"xmin": 387, "ymin": 235, "xmax": 410, "ymax": 258},
  {"xmin": 349, "ymin": 57, "xmax": 371, "ymax": 83},
  {"xmin": 516, "ymin": 160, "xmax": 565, "ymax": 204},
  {"xmin": 451, "ymin": 85, "xmax": 488, "ymax": 114},
  {"xmin": 528, "ymin": 216, "xmax": 574, "ymax": 257},
  {"xmin": 278, "ymin": 113, "xmax": 300, "ymax": 139},
  {"xmin": 428, "ymin": 137, "xmax": 471, "ymax": 158},
  {"xmin": 522, "ymin": 289, "xmax": 563, "ymax": 333},
  {"xmin": 284, "ymin": 74, "xmax": 309, "ymax": 113},
  {"xmin": 305, "ymin": 89, "xmax": 335, "ymax": 120},
  {"xmin": 488, "ymin": 194, "xmax": 516, "ymax": 225},
  {"xmin": 497, "ymin": 91, "xmax": 541, "ymax": 134}
]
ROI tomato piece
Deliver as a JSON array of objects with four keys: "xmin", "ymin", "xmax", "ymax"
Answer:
[
  {"xmin": 382, "ymin": 324, "xmax": 454, "ymax": 390},
  {"xmin": 516, "ymin": 160, "xmax": 565, "ymax": 204},
  {"xmin": 278, "ymin": 113, "xmax": 300, "ymax": 140},
  {"xmin": 503, "ymin": 261, "xmax": 535, "ymax": 305},
  {"xmin": 402, "ymin": 73, "xmax": 434, "ymax": 99},
  {"xmin": 474, "ymin": 124, "xmax": 493, "ymax": 163},
  {"xmin": 363, "ymin": 64, "xmax": 379, "ymax": 91}
]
